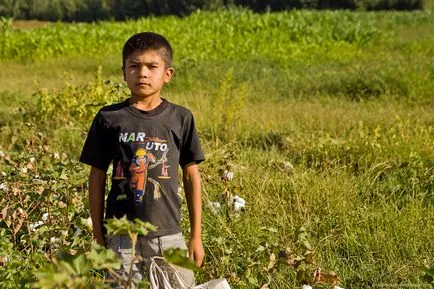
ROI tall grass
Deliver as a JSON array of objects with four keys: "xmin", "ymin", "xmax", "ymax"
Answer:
[{"xmin": 1, "ymin": 10, "xmax": 433, "ymax": 62}]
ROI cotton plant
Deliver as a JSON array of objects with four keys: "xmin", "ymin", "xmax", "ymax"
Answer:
[
  {"xmin": 34, "ymin": 216, "xmax": 155, "ymax": 289},
  {"xmin": 261, "ymin": 227, "xmax": 344, "ymax": 289},
  {"xmin": 209, "ymin": 165, "xmax": 246, "ymax": 220},
  {"xmin": 29, "ymin": 212, "xmax": 50, "ymax": 232}
]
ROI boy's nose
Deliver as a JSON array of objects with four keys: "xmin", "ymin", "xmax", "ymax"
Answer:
[{"xmin": 139, "ymin": 66, "xmax": 149, "ymax": 77}]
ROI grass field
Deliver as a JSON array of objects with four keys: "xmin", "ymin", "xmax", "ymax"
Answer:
[{"xmin": 0, "ymin": 10, "xmax": 433, "ymax": 289}]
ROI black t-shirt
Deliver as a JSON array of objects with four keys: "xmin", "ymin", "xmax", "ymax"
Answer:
[{"xmin": 79, "ymin": 99, "xmax": 205, "ymax": 237}]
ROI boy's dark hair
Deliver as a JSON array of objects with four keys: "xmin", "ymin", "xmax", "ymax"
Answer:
[{"xmin": 122, "ymin": 32, "xmax": 173, "ymax": 68}]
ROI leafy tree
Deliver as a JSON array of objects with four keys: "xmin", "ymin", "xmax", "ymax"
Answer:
[
  {"xmin": 1, "ymin": 0, "xmax": 428, "ymax": 21},
  {"xmin": 0, "ymin": 0, "xmax": 24, "ymax": 18}
]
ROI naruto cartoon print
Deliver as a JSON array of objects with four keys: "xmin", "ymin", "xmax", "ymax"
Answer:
[
  {"xmin": 118, "ymin": 132, "xmax": 172, "ymax": 204},
  {"xmin": 129, "ymin": 148, "xmax": 156, "ymax": 204}
]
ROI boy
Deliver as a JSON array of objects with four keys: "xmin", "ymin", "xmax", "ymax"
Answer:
[{"xmin": 80, "ymin": 32, "xmax": 205, "ymax": 288}]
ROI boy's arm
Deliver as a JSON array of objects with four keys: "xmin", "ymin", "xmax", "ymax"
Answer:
[
  {"xmin": 182, "ymin": 162, "xmax": 204, "ymax": 267},
  {"xmin": 89, "ymin": 166, "xmax": 107, "ymax": 246}
]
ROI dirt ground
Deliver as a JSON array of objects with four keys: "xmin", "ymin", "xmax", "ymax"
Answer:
[{"xmin": 12, "ymin": 20, "xmax": 52, "ymax": 29}]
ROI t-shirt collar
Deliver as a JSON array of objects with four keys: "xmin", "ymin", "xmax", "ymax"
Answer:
[{"xmin": 126, "ymin": 98, "xmax": 168, "ymax": 118}]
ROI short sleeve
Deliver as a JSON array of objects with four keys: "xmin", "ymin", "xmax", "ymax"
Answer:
[
  {"xmin": 79, "ymin": 112, "xmax": 113, "ymax": 172},
  {"xmin": 179, "ymin": 113, "xmax": 205, "ymax": 167}
]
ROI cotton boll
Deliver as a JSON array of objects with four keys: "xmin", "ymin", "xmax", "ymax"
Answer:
[
  {"xmin": 226, "ymin": 171, "xmax": 234, "ymax": 181},
  {"xmin": 57, "ymin": 201, "xmax": 67, "ymax": 208},
  {"xmin": 210, "ymin": 202, "xmax": 221, "ymax": 210},
  {"xmin": 73, "ymin": 227, "xmax": 83, "ymax": 237},
  {"xmin": 1, "ymin": 255, "xmax": 8, "ymax": 265},
  {"xmin": 29, "ymin": 221, "xmax": 44, "ymax": 232},
  {"xmin": 82, "ymin": 217, "xmax": 93, "ymax": 232},
  {"xmin": 50, "ymin": 237, "xmax": 60, "ymax": 247},
  {"xmin": 222, "ymin": 170, "xmax": 234, "ymax": 181},
  {"xmin": 41, "ymin": 213, "xmax": 49, "ymax": 222},
  {"xmin": 29, "ymin": 223, "xmax": 38, "ymax": 232},
  {"xmin": 83, "ymin": 217, "xmax": 92, "ymax": 228},
  {"xmin": 233, "ymin": 195, "xmax": 246, "ymax": 212},
  {"xmin": 208, "ymin": 202, "xmax": 221, "ymax": 215}
]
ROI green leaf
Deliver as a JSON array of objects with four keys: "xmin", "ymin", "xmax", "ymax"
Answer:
[
  {"xmin": 56, "ymin": 249, "xmax": 79, "ymax": 263},
  {"xmin": 424, "ymin": 266, "xmax": 434, "ymax": 277},
  {"xmin": 421, "ymin": 265, "xmax": 434, "ymax": 284},
  {"xmin": 163, "ymin": 248, "xmax": 198, "ymax": 271},
  {"xmin": 59, "ymin": 172, "xmax": 68, "ymax": 180},
  {"xmin": 72, "ymin": 254, "xmax": 89, "ymax": 275},
  {"xmin": 105, "ymin": 216, "xmax": 156, "ymax": 236},
  {"xmin": 297, "ymin": 227, "xmax": 312, "ymax": 251},
  {"xmin": 296, "ymin": 265, "xmax": 314, "ymax": 285},
  {"xmin": 420, "ymin": 274, "xmax": 433, "ymax": 284},
  {"xmin": 87, "ymin": 244, "xmax": 121, "ymax": 270},
  {"xmin": 256, "ymin": 245, "xmax": 266, "ymax": 252},
  {"xmin": 248, "ymin": 276, "xmax": 259, "ymax": 286},
  {"xmin": 260, "ymin": 226, "xmax": 278, "ymax": 233}
]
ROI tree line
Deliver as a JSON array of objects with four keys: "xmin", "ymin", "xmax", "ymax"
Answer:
[{"xmin": 0, "ymin": 0, "xmax": 430, "ymax": 21}]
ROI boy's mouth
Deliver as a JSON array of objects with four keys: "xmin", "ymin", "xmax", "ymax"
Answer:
[{"xmin": 136, "ymin": 82, "xmax": 150, "ymax": 87}]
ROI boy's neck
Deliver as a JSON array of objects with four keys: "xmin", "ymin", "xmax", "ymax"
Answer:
[{"xmin": 129, "ymin": 95, "xmax": 162, "ymax": 111}]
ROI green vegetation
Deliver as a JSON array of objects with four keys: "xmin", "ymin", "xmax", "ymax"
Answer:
[
  {"xmin": 0, "ymin": 0, "xmax": 432, "ymax": 21},
  {"xmin": 0, "ymin": 9, "xmax": 433, "ymax": 289}
]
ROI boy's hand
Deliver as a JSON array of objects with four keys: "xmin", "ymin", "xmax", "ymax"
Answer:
[
  {"xmin": 89, "ymin": 166, "xmax": 107, "ymax": 248},
  {"xmin": 183, "ymin": 163, "xmax": 204, "ymax": 267},
  {"xmin": 94, "ymin": 231, "xmax": 106, "ymax": 247},
  {"xmin": 188, "ymin": 236, "xmax": 204, "ymax": 267}
]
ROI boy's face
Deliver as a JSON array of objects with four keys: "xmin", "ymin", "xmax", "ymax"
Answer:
[{"xmin": 123, "ymin": 49, "xmax": 174, "ymax": 99}]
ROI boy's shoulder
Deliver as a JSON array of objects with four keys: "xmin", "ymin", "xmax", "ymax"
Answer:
[
  {"xmin": 166, "ymin": 101, "xmax": 193, "ymax": 116},
  {"xmin": 94, "ymin": 99, "xmax": 130, "ymax": 124},
  {"xmin": 99, "ymin": 99, "xmax": 129, "ymax": 114}
]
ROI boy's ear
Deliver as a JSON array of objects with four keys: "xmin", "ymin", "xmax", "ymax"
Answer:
[
  {"xmin": 121, "ymin": 66, "xmax": 126, "ymax": 81},
  {"xmin": 164, "ymin": 67, "xmax": 174, "ymax": 83}
]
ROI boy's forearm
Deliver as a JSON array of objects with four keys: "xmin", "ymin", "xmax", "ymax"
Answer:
[
  {"xmin": 183, "ymin": 163, "xmax": 202, "ymax": 239},
  {"xmin": 89, "ymin": 166, "xmax": 106, "ymax": 245}
]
